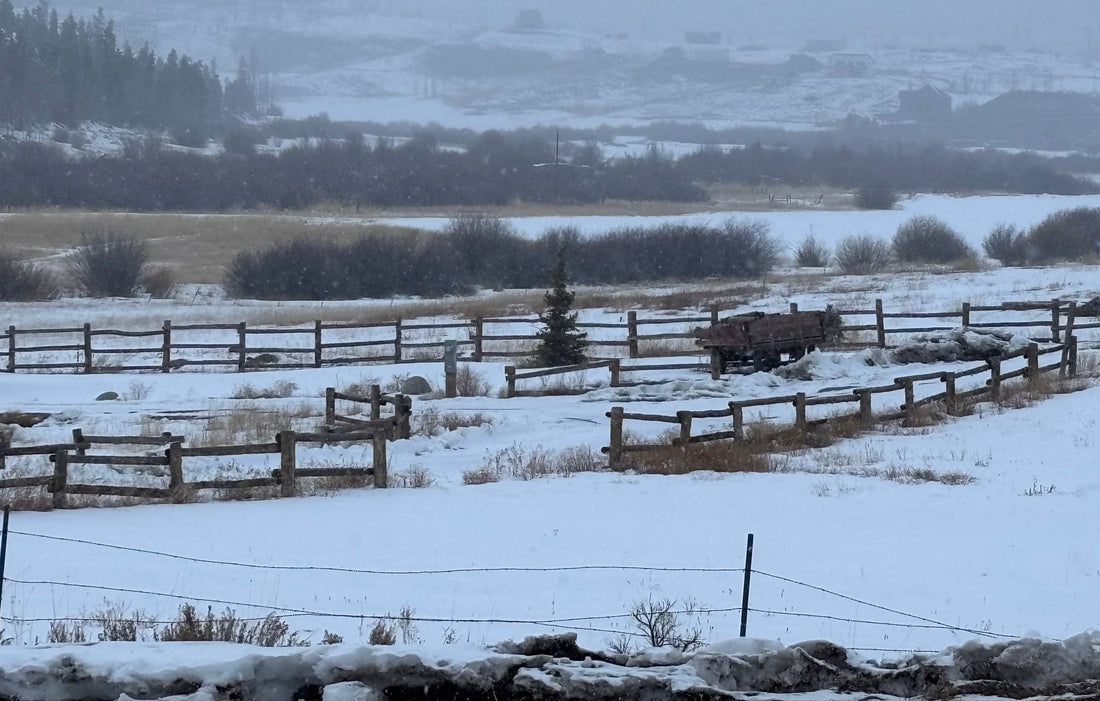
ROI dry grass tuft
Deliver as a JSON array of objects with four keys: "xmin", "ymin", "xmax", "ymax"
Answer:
[
  {"xmin": 413, "ymin": 407, "xmax": 494, "ymax": 437},
  {"xmin": 231, "ymin": 380, "xmax": 298, "ymax": 400}
]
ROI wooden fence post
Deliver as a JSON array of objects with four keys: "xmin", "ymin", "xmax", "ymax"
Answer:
[
  {"xmin": 608, "ymin": 407, "xmax": 624, "ymax": 471},
  {"xmin": 5, "ymin": 326, "xmax": 14, "ymax": 373},
  {"xmin": 729, "ymin": 402, "xmax": 744, "ymax": 440},
  {"xmin": 1065, "ymin": 301, "xmax": 1077, "ymax": 335},
  {"xmin": 83, "ymin": 323, "xmax": 93, "ymax": 374},
  {"xmin": 370, "ymin": 385, "xmax": 382, "ymax": 421},
  {"xmin": 397, "ymin": 395, "xmax": 412, "ymax": 439},
  {"xmin": 472, "ymin": 317, "xmax": 484, "ymax": 363},
  {"xmin": 874, "ymin": 299, "xmax": 886, "ymax": 348},
  {"xmin": 789, "ymin": 302, "xmax": 798, "ymax": 313},
  {"xmin": 988, "ymin": 358, "xmax": 1002, "ymax": 401},
  {"xmin": 676, "ymin": 411, "xmax": 692, "ymax": 447},
  {"xmin": 1051, "ymin": 299, "xmax": 1061, "ymax": 342},
  {"xmin": 609, "ymin": 359, "xmax": 621, "ymax": 388},
  {"xmin": 51, "ymin": 450, "xmax": 69, "ymax": 509},
  {"xmin": 902, "ymin": 380, "xmax": 916, "ymax": 424},
  {"xmin": 794, "ymin": 392, "xmax": 807, "ymax": 430},
  {"xmin": 710, "ymin": 350, "xmax": 722, "ymax": 380},
  {"xmin": 1026, "ymin": 342, "xmax": 1040, "ymax": 386},
  {"xmin": 1069, "ymin": 336, "xmax": 1078, "ymax": 377},
  {"xmin": 236, "ymin": 323, "xmax": 247, "ymax": 372},
  {"xmin": 856, "ymin": 390, "xmax": 873, "ymax": 427},
  {"xmin": 167, "ymin": 441, "xmax": 183, "ymax": 491},
  {"xmin": 710, "ymin": 305, "xmax": 719, "ymax": 325},
  {"xmin": 277, "ymin": 430, "xmax": 297, "ymax": 498},
  {"xmin": 313, "ymin": 320, "xmax": 323, "ymax": 369},
  {"xmin": 71, "ymin": 429, "xmax": 87, "ymax": 457},
  {"xmin": 373, "ymin": 430, "xmax": 388, "ymax": 488},
  {"xmin": 944, "ymin": 373, "xmax": 957, "ymax": 414},
  {"xmin": 325, "ymin": 387, "xmax": 336, "ymax": 426},
  {"xmin": 393, "ymin": 318, "xmax": 403, "ymax": 363},
  {"xmin": 961, "ymin": 302, "xmax": 971, "ymax": 328},
  {"xmin": 161, "ymin": 320, "xmax": 172, "ymax": 373},
  {"xmin": 627, "ymin": 311, "xmax": 639, "ymax": 359},
  {"xmin": 505, "ymin": 366, "xmax": 516, "ymax": 398}
]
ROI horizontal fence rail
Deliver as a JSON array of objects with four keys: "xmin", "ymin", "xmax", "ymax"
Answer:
[
  {"xmin": 603, "ymin": 339, "xmax": 1079, "ymax": 469},
  {"xmin": 0, "ymin": 386, "xmax": 417, "ymax": 509},
  {"xmin": 1, "ymin": 299, "xmax": 1092, "ymax": 375}
]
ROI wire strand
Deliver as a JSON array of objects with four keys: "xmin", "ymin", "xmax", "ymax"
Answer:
[
  {"xmin": 752, "ymin": 569, "xmax": 1017, "ymax": 639},
  {"xmin": 9, "ymin": 530, "xmax": 741, "ymax": 576}
]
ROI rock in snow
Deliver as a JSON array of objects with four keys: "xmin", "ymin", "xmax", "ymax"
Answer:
[{"xmin": 1, "ymin": 632, "xmax": 1099, "ymax": 700}]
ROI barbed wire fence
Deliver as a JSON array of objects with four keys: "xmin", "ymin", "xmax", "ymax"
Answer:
[{"xmin": 0, "ymin": 519, "xmax": 1026, "ymax": 654}]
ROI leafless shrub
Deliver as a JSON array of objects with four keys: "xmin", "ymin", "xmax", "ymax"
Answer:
[
  {"xmin": 983, "ymin": 224, "xmax": 1031, "ymax": 265},
  {"xmin": 893, "ymin": 215, "xmax": 974, "ymax": 264},
  {"xmin": 629, "ymin": 597, "xmax": 705, "ymax": 651},
  {"xmin": 157, "ymin": 604, "xmax": 305, "ymax": 646},
  {"xmin": 555, "ymin": 445, "xmax": 602, "ymax": 476},
  {"xmin": 1023, "ymin": 479, "xmax": 1056, "ymax": 496},
  {"xmin": 92, "ymin": 603, "xmax": 156, "ymax": 642},
  {"xmin": 67, "ymin": 231, "xmax": 148, "ymax": 297},
  {"xmin": 462, "ymin": 467, "xmax": 502, "ymax": 485},
  {"xmin": 455, "ymin": 365, "xmax": 492, "ymax": 396},
  {"xmin": 321, "ymin": 631, "xmax": 344, "ymax": 645},
  {"xmin": 48, "ymin": 620, "xmax": 87, "ymax": 643},
  {"xmin": 368, "ymin": 619, "xmax": 397, "ymax": 645},
  {"xmin": 835, "ymin": 234, "xmax": 891, "ymax": 275},
  {"xmin": 140, "ymin": 264, "xmax": 177, "ymax": 298},
  {"xmin": 389, "ymin": 465, "xmax": 435, "ymax": 488},
  {"xmin": 794, "ymin": 234, "xmax": 830, "ymax": 268},
  {"xmin": 413, "ymin": 407, "xmax": 493, "ymax": 437},
  {"xmin": 231, "ymin": 380, "xmax": 297, "ymax": 400},
  {"xmin": 0, "ymin": 253, "xmax": 59, "ymax": 301}
]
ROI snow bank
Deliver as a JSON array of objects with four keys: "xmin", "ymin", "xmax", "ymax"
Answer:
[{"xmin": 3, "ymin": 632, "xmax": 1099, "ymax": 701}]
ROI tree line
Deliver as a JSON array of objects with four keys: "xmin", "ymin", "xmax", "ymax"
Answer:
[
  {"xmin": 0, "ymin": 1, "xmax": 258, "ymax": 141},
  {"xmin": 2, "ymin": 130, "xmax": 1094, "ymax": 211}
]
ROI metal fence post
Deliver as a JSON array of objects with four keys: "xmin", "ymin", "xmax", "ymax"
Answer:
[{"xmin": 739, "ymin": 533, "xmax": 754, "ymax": 637}]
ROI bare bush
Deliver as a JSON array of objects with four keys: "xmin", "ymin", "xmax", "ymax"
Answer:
[
  {"xmin": 93, "ymin": 603, "xmax": 156, "ymax": 642},
  {"xmin": 893, "ymin": 215, "xmax": 974, "ymax": 263},
  {"xmin": 454, "ymin": 365, "xmax": 492, "ymax": 396},
  {"xmin": 389, "ymin": 465, "xmax": 436, "ymax": 488},
  {"xmin": 140, "ymin": 264, "xmax": 177, "ymax": 298},
  {"xmin": 794, "ymin": 234, "xmax": 830, "ymax": 268},
  {"xmin": 369, "ymin": 619, "xmax": 397, "ymax": 645},
  {"xmin": 231, "ymin": 380, "xmax": 297, "ymax": 400},
  {"xmin": 983, "ymin": 224, "xmax": 1031, "ymax": 265},
  {"xmin": 0, "ymin": 253, "xmax": 58, "ymax": 301},
  {"xmin": 413, "ymin": 407, "xmax": 493, "ymax": 437},
  {"xmin": 835, "ymin": 234, "xmax": 892, "ymax": 274},
  {"xmin": 462, "ymin": 467, "xmax": 502, "ymax": 485},
  {"xmin": 157, "ymin": 604, "xmax": 305, "ymax": 646},
  {"xmin": 67, "ymin": 231, "xmax": 148, "ymax": 297},
  {"xmin": 1026, "ymin": 206, "xmax": 1100, "ymax": 262},
  {"xmin": 854, "ymin": 184, "xmax": 898, "ymax": 210},
  {"xmin": 629, "ymin": 597, "xmax": 705, "ymax": 651},
  {"xmin": 48, "ymin": 621, "xmax": 87, "ymax": 643}
]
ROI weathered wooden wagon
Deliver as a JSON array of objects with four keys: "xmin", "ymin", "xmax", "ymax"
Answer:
[{"xmin": 694, "ymin": 310, "xmax": 829, "ymax": 375}]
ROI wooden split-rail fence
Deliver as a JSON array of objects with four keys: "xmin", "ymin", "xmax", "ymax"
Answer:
[
  {"xmin": 0, "ymin": 428, "xmax": 388, "ymax": 509},
  {"xmin": 602, "ymin": 339, "xmax": 1079, "ymax": 470},
  {"xmin": 324, "ymin": 386, "xmax": 412, "ymax": 439},
  {"xmin": 2, "ymin": 299, "xmax": 1094, "ymax": 375},
  {"xmin": 0, "ymin": 384, "xmax": 417, "ymax": 508}
]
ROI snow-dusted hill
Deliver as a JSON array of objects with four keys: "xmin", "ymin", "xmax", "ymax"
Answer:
[{"xmin": 47, "ymin": 0, "xmax": 1100, "ymax": 129}]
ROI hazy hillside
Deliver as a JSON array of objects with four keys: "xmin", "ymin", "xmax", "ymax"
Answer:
[{"xmin": 37, "ymin": 0, "xmax": 1098, "ymax": 132}]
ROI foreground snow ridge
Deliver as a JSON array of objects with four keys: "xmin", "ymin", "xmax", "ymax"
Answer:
[{"xmin": 1, "ymin": 632, "xmax": 1098, "ymax": 700}]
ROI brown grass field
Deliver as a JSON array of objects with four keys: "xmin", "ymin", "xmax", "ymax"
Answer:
[{"xmin": 0, "ymin": 186, "xmax": 854, "ymax": 283}]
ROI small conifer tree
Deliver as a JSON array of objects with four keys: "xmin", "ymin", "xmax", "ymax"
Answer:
[{"xmin": 536, "ymin": 248, "xmax": 587, "ymax": 366}]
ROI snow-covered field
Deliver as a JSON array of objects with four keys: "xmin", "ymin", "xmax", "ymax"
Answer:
[{"xmin": 1, "ymin": 195, "xmax": 1100, "ymax": 698}]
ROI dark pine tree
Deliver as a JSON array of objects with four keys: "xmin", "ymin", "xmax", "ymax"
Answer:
[{"xmin": 536, "ymin": 248, "xmax": 587, "ymax": 366}]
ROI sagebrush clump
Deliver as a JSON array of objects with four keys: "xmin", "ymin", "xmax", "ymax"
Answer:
[
  {"xmin": 834, "ymin": 234, "xmax": 892, "ymax": 274},
  {"xmin": 892, "ymin": 215, "xmax": 974, "ymax": 263}
]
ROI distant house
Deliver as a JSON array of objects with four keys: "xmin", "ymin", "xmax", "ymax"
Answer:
[
  {"xmin": 829, "ymin": 53, "xmax": 873, "ymax": 76},
  {"xmin": 898, "ymin": 85, "xmax": 952, "ymax": 121}
]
